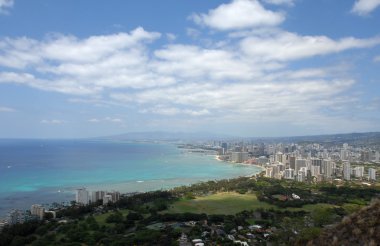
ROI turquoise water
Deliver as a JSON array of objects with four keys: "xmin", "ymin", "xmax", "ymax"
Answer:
[{"xmin": 0, "ymin": 139, "xmax": 261, "ymax": 217}]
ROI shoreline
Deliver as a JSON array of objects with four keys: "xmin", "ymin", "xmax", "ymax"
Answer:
[
  {"xmin": 0, "ymin": 154, "xmax": 262, "ymax": 219},
  {"xmin": 214, "ymin": 154, "xmax": 266, "ymax": 173},
  {"xmin": 0, "ymin": 174, "xmax": 263, "ymax": 220}
]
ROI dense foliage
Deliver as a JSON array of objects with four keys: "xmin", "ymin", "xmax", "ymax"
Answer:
[{"xmin": 0, "ymin": 176, "xmax": 379, "ymax": 245}]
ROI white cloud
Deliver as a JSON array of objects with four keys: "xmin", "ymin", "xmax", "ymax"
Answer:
[
  {"xmin": 112, "ymin": 78, "xmax": 356, "ymax": 127},
  {"xmin": 263, "ymin": 0, "xmax": 294, "ymax": 6},
  {"xmin": 352, "ymin": 0, "xmax": 380, "ymax": 16},
  {"xmin": 153, "ymin": 44, "xmax": 261, "ymax": 80},
  {"xmin": 0, "ymin": 72, "xmax": 102, "ymax": 95},
  {"xmin": 240, "ymin": 31, "xmax": 380, "ymax": 61},
  {"xmin": 186, "ymin": 28, "xmax": 201, "ymax": 39},
  {"xmin": 0, "ymin": 27, "xmax": 177, "ymax": 94},
  {"xmin": 374, "ymin": 55, "xmax": 380, "ymax": 62},
  {"xmin": 0, "ymin": 0, "xmax": 13, "ymax": 13},
  {"xmin": 105, "ymin": 117, "xmax": 123, "ymax": 123},
  {"xmin": 166, "ymin": 33, "xmax": 177, "ymax": 42},
  {"xmin": 42, "ymin": 28, "xmax": 160, "ymax": 63},
  {"xmin": 190, "ymin": 0, "xmax": 285, "ymax": 31},
  {"xmin": 88, "ymin": 118, "xmax": 100, "ymax": 123},
  {"xmin": 0, "ymin": 106, "xmax": 15, "ymax": 112},
  {"xmin": 41, "ymin": 119, "xmax": 65, "ymax": 124},
  {"xmin": 88, "ymin": 117, "xmax": 123, "ymax": 123},
  {"xmin": 140, "ymin": 105, "xmax": 210, "ymax": 116},
  {"xmin": 0, "ymin": 17, "xmax": 379, "ymax": 133}
]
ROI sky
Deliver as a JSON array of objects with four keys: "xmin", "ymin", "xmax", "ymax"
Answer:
[{"xmin": 0, "ymin": 0, "xmax": 380, "ymax": 138}]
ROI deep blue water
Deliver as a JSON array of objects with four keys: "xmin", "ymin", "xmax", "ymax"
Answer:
[{"xmin": 0, "ymin": 139, "xmax": 261, "ymax": 217}]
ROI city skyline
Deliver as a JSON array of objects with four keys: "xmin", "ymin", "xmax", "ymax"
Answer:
[{"xmin": 1, "ymin": 0, "xmax": 380, "ymax": 138}]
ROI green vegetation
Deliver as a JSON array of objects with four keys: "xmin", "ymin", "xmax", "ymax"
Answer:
[
  {"xmin": 0, "ymin": 176, "xmax": 379, "ymax": 246},
  {"xmin": 166, "ymin": 192, "xmax": 275, "ymax": 214},
  {"xmin": 94, "ymin": 209, "xmax": 129, "ymax": 225}
]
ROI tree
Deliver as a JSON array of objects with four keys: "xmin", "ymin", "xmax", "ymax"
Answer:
[
  {"xmin": 106, "ymin": 212, "xmax": 123, "ymax": 224},
  {"xmin": 126, "ymin": 212, "xmax": 143, "ymax": 221},
  {"xmin": 311, "ymin": 207, "xmax": 335, "ymax": 227}
]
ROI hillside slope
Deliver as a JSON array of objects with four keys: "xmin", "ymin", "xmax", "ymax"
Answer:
[{"xmin": 307, "ymin": 199, "xmax": 380, "ymax": 246}]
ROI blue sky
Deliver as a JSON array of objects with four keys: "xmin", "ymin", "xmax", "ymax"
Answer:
[{"xmin": 0, "ymin": 0, "xmax": 380, "ymax": 138}]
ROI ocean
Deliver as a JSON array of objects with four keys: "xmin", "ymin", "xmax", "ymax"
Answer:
[{"xmin": 0, "ymin": 139, "xmax": 261, "ymax": 217}]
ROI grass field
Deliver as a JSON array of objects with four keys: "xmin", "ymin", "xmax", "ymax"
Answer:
[
  {"xmin": 94, "ymin": 209, "xmax": 129, "ymax": 225},
  {"xmin": 165, "ymin": 192, "xmax": 276, "ymax": 215},
  {"xmin": 165, "ymin": 192, "xmax": 343, "ymax": 215}
]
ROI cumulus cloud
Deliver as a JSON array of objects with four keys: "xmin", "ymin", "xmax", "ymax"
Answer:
[
  {"xmin": 140, "ymin": 105, "xmax": 210, "ymax": 116},
  {"xmin": 40, "ymin": 119, "xmax": 65, "ymax": 124},
  {"xmin": 88, "ymin": 118, "xmax": 100, "ymax": 123},
  {"xmin": 0, "ymin": 27, "xmax": 169, "ymax": 95},
  {"xmin": 0, "ymin": 0, "xmax": 380, "ymax": 133},
  {"xmin": 190, "ymin": 0, "xmax": 285, "ymax": 30},
  {"xmin": 240, "ymin": 31, "xmax": 380, "ymax": 61},
  {"xmin": 105, "ymin": 117, "xmax": 123, "ymax": 123},
  {"xmin": 153, "ymin": 44, "xmax": 261, "ymax": 80},
  {"xmin": 263, "ymin": 0, "xmax": 294, "ymax": 6},
  {"xmin": 0, "ymin": 0, "xmax": 13, "ymax": 13},
  {"xmin": 166, "ymin": 33, "xmax": 177, "ymax": 42},
  {"xmin": 88, "ymin": 117, "xmax": 123, "ymax": 123},
  {"xmin": 352, "ymin": 0, "xmax": 380, "ymax": 16},
  {"xmin": 112, "ymin": 78, "xmax": 356, "ymax": 126},
  {"xmin": 0, "ymin": 106, "xmax": 15, "ymax": 112}
]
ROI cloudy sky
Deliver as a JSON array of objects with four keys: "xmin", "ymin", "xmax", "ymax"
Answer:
[{"xmin": 0, "ymin": 0, "xmax": 380, "ymax": 138}]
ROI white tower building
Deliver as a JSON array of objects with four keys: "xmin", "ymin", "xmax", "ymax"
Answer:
[
  {"xmin": 343, "ymin": 162, "xmax": 351, "ymax": 181},
  {"xmin": 76, "ymin": 188, "xmax": 89, "ymax": 205},
  {"xmin": 369, "ymin": 168, "xmax": 376, "ymax": 181}
]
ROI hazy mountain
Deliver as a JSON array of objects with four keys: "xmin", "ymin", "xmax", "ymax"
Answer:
[
  {"xmin": 248, "ymin": 132, "xmax": 380, "ymax": 147},
  {"xmin": 98, "ymin": 131, "xmax": 380, "ymax": 147},
  {"xmin": 97, "ymin": 131, "xmax": 234, "ymax": 141}
]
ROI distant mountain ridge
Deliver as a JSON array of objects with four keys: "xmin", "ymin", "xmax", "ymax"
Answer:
[
  {"xmin": 98, "ymin": 131, "xmax": 380, "ymax": 147},
  {"xmin": 248, "ymin": 132, "xmax": 380, "ymax": 145},
  {"xmin": 97, "ymin": 131, "xmax": 234, "ymax": 141}
]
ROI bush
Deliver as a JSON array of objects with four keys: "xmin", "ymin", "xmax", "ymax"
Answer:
[
  {"xmin": 106, "ymin": 212, "xmax": 123, "ymax": 223},
  {"xmin": 126, "ymin": 212, "xmax": 143, "ymax": 221}
]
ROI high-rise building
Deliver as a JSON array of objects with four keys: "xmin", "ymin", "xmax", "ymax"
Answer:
[
  {"xmin": 258, "ymin": 143, "xmax": 265, "ymax": 156},
  {"xmin": 103, "ymin": 194, "xmax": 112, "ymax": 205},
  {"xmin": 368, "ymin": 168, "xmax": 376, "ymax": 181},
  {"xmin": 231, "ymin": 152, "xmax": 249, "ymax": 163},
  {"xmin": 257, "ymin": 156, "xmax": 268, "ymax": 165},
  {"xmin": 283, "ymin": 154, "xmax": 290, "ymax": 167},
  {"xmin": 375, "ymin": 151, "xmax": 380, "ymax": 162},
  {"xmin": 322, "ymin": 160, "xmax": 334, "ymax": 178},
  {"xmin": 76, "ymin": 188, "xmax": 89, "ymax": 205},
  {"xmin": 31, "ymin": 204, "xmax": 45, "ymax": 220},
  {"xmin": 0, "ymin": 221, "xmax": 7, "ymax": 231},
  {"xmin": 221, "ymin": 142, "xmax": 228, "ymax": 155},
  {"xmin": 284, "ymin": 168, "xmax": 295, "ymax": 180},
  {"xmin": 295, "ymin": 159, "xmax": 306, "ymax": 172},
  {"xmin": 360, "ymin": 151, "xmax": 370, "ymax": 162},
  {"xmin": 275, "ymin": 152, "xmax": 283, "ymax": 163},
  {"xmin": 297, "ymin": 167, "xmax": 307, "ymax": 182},
  {"xmin": 321, "ymin": 150, "xmax": 329, "ymax": 159},
  {"xmin": 343, "ymin": 162, "xmax": 351, "ymax": 181},
  {"xmin": 341, "ymin": 149, "xmax": 350, "ymax": 161},
  {"xmin": 92, "ymin": 191, "xmax": 106, "ymax": 203},
  {"xmin": 310, "ymin": 158, "xmax": 322, "ymax": 177},
  {"xmin": 266, "ymin": 164, "xmax": 281, "ymax": 178},
  {"xmin": 353, "ymin": 166, "xmax": 364, "ymax": 178},
  {"xmin": 265, "ymin": 167, "xmax": 274, "ymax": 178},
  {"xmin": 109, "ymin": 191, "xmax": 120, "ymax": 202},
  {"xmin": 7, "ymin": 210, "xmax": 25, "ymax": 225},
  {"xmin": 289, "ymin": 156, "xmax": 296, "ymax": 169}
]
